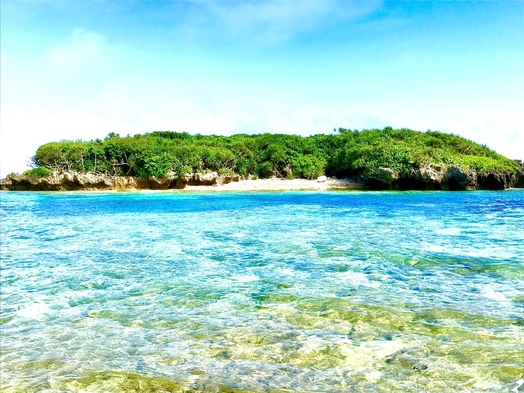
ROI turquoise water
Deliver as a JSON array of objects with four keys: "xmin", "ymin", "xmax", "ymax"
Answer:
[{"xmin": 1, "ymin": 190, "xmax": 523, "ymax": 392}]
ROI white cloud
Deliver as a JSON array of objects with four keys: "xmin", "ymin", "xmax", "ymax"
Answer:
[
  {"xmin": 45, "ymin": 28, "xmax": 107, "ymax": 75},
  {"xmin": 0, "ymin": 28, "xmax": 127, "ymax": 177},
  {"xmin": 2, "ymin": 72, "xmax": 523, "ymax": 178}
]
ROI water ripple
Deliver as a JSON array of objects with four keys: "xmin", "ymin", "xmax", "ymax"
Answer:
[{"xmin": 1, "ymin": 190, "xmax": 523, "ymax": 392}]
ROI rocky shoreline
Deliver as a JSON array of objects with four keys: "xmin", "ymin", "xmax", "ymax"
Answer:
[
  {"xmin": 361, "ymin": 162, "xmax": 524, "ymax": 190},
  {"xmin": 0, "ymin": 171, "xmax": 362, "ymax": 192},
  {"xmin": 0, "ymin": 171, "xmax": 230, "ymax": 191},
  {"xmin": 1, "ymin": 162, "xmax": 523, "ymax": 191}
]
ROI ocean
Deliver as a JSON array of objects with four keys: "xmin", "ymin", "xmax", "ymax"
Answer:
[{"xmin": 1, "ymin": 190, "xmax": 523, "ymax": 392}]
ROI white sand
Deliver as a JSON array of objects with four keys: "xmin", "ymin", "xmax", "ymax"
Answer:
[{"xmin": 183, "ymin": 178, "xmax": 363, "ymax": 192}]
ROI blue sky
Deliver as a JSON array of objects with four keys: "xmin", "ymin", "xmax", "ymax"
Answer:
[{"xmin": 1, "ymin": 0, "xmax": 523, "ymax": 176}]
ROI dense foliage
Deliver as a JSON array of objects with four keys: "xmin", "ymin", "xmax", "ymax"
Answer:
[
  {"xmin": 30, "ymin": 128, "xmax": 518, "ymax": 180},
  {"xmin": 23, "ymin": 167, "xmax": 53, "ymax": 178}
]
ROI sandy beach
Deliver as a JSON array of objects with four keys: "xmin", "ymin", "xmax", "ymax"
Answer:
[{"xmin": 184, "ymin": 177, "xmax": 363, "ymax": 191}]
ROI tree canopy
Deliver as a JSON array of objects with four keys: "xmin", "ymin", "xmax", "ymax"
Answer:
[{"xmin": 29, "ymin": 128, "xmax": 518, "ymax": 180}]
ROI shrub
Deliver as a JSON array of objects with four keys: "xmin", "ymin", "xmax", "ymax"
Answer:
[{"xmin": 24, "ymin": 167, "xmax": 53, "ymax": 178}]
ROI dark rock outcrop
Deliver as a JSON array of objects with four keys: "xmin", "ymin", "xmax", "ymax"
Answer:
[
  {"xmin": 476, "ymin": 169, "xmax": 515, "ymax": 190},
  {"xmin": 515, "ymin": 160, "xmax": 524, "ymax": 188},
  {"xmin": 363, "ymin": 167, "xmax": 399, "ymax": 189},
  {"xmin": 359, "ymin": 163, "xmax": 521, "ymax": 191},
  {"xmin": 443, "ymin": 166, "xmax": 474, "ymax": 190}
]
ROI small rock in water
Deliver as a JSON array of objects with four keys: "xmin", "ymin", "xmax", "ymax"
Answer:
[
  {"xmin": 136, "ymin": 358, "xmax": 146, "ymax": 372},
  {"xmin": 383, "ymin": 333, "xmax": 394, "ymax": 341},
  {"xmin": 413, "ymin": 363, "xmax": 428, "ymax": 371}
]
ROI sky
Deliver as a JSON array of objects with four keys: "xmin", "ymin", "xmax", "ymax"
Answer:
[{"xmin": 1, "ymin": 0, "xmax": 523, "ymax": 177}]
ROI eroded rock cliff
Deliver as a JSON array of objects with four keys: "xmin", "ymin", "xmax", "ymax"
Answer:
[
  {"xmin": 0, "ymin": 171, "xmax": 240, "ymax": 191},
  {"xmin": 1, "ymin": 164, "xmax": 522, "ymax": 191},
  {"xmin": 361, "ymin": 162, "xmax": 523, "ymax": 191}
]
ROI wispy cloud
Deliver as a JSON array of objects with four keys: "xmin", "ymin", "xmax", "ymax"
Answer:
[
  {"xmin": 45, "ymin": 28, "xmax": 107, "ymax": 74},
  {"xmin": 34, "ymin": 28, "xmax": 129, "ymax": 100},
  {"xmin": 187, "ymin": 0, "xmax": 382, "ymax": 43}
]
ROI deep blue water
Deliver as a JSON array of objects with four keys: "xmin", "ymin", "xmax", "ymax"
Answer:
[{"xmin": 1, "ymin": 190, "xmax": 523, "ymax": 392}]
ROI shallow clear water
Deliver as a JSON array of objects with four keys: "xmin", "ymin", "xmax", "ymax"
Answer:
[{"xmin": 1, "ymin": 190, "xmax": 523, "ymax": 392}]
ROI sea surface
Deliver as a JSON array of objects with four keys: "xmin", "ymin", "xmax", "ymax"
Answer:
[{"xmin": 1, "ymin": 190, "xmax": 523, "ymax": 393}]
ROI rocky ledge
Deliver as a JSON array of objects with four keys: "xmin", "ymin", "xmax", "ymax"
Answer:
[
  {"xmin": 361, "ymin": 161, "xmax": 524, "ymax": 190},
  {"xmin": 0, "ymin": 171, "xmax": 241, "ymax": 191},
  {"xmin": 1, "ymin": 162, "xmax": 523, "ymax": 191}
]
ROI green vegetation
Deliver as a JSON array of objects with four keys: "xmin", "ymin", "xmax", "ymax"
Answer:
[
  {"xmin": 330, "ymin": 127, "xmax": 516, "ymax": 176},
  {"xmin": 23, "ymin": 167, "xmax": 54, "ymax": 178},
  {"xmin": 30, "ymin": 128, "xmax": 518, "ymax": 181}
]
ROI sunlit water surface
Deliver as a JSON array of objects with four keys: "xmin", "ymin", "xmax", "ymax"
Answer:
[{"xmin": 1, "ymin": 190, "xmax": 523, "ymax": 392}]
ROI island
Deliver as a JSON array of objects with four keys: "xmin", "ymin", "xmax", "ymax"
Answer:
[{"xmin": 2, "ymin": 127, "xmax": 523, "ymax": 191}]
